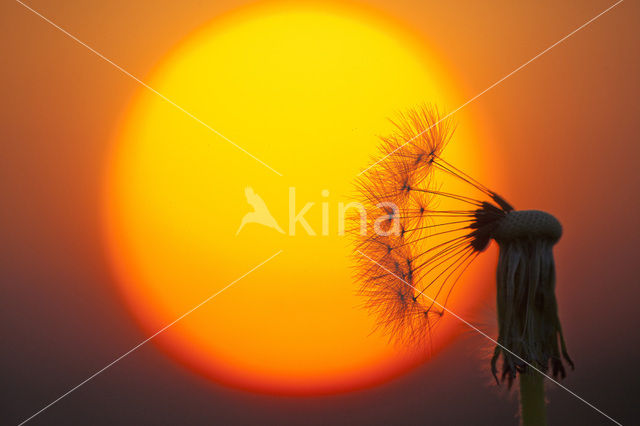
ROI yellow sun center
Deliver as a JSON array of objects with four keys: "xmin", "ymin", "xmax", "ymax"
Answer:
[{"xmin": 104, "ymin": 1, "xmax": 496, "ymax": 394}]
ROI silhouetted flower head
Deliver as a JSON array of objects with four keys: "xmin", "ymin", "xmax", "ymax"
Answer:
[{"xmin": 353, "ymin": 104, "xmax": 572, "ymax": 386}]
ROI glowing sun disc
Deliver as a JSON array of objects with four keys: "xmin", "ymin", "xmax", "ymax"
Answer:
[{"xmin": 103, "ymin": 1, "xmax": 497, "ymax": 395}]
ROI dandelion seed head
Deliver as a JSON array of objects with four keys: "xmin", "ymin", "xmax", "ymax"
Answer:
[
  {"xmin": 354, "ymin": 103, "xmax": 572, "ymax": 387},
  {"xmin": 352, "ymin": 105, "xmax": 464, "ymax": 349}
]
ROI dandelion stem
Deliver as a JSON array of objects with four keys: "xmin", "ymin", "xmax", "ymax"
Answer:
[{"xmin": 519, "ymin": 371, "xmax": 547, "ymax": 426}]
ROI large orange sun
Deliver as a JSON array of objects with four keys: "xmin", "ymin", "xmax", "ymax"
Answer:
[{"xmin": 103, "ymin": 1, "xmax": 498, "ymax": 395}]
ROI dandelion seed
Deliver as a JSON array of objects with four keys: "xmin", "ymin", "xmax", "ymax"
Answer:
[{"xmin": 353, "ymin": 104, "xmax": 572, "ymax": 425}]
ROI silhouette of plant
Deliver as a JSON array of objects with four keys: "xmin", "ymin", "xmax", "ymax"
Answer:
[{"xmin": 352, "ymin": 104, "xmax": 572, "ymax": 425}]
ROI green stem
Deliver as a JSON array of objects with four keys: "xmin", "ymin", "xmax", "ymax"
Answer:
[{"xmin": 519, "ymin": 372, "xmax": 547, "ymax": 426}]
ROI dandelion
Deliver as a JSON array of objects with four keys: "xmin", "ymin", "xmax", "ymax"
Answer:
[{"xmin": 353, "ymin": 104, "xmax": 572, "ymax": 425}]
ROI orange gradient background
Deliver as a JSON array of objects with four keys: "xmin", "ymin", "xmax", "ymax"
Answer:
[
  {"xmin": 103, "ymin": 1, "xmax": 500, "ymax": 395},
  {"xmin": 5, "ymin": 0, "xmax": 637, "ymax": 423}
]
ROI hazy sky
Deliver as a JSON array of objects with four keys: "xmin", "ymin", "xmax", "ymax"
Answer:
[{"xmin": 2, "ymin": 0, "xmax": 638, "ymax": 424}]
